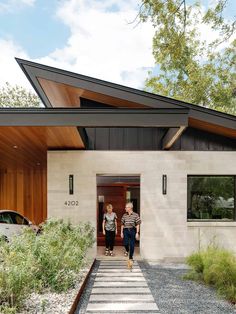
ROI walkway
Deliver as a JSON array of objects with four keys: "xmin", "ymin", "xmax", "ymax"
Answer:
[
  {"xmin": 83, "ymin": 259, "xmax": 159, "ymax": 313},
  {"xmin": 76, "ymin": 259, "xmax": 236, "ymax": 314}
]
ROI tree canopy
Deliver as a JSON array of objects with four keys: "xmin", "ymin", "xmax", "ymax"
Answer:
[
  {"xmin": 0, "ymin": 82, "xmax": 41, "ymax": 108},
  {"xmin": 140, "ymin": 0, "xmax": 236, "ymax": 115}
]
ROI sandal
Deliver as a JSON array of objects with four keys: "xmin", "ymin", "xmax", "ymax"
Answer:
[
  {"xmin": 110, "ymin": 251, "xmax": 113, "ymax": 256},
  {"xmin": 105, "ymin": 249, "xmax": 109, "ymax": 256},
  {"xmin": 124, "ymin": 251, "xmax": 128, "ymax": 257}
]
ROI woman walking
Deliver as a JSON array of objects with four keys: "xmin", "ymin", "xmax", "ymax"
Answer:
[
  {"xmin": 102, "ymin": 204, "xmax": 117, "ymax": 256},
  {"xmin": 121, "ymin": 202, "xmax": 141, "ymax": 270}
]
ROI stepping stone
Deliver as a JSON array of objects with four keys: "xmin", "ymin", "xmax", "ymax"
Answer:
[
  {"xmin": 86, "ymin": 302, "xmax": 159, "ymax": 312},
  {"xmin": 91, "ymin": 287, "xmax": 150, "ymax": 294},
  {"xmin": 96, "ymin": 269, "xmax": 142, "ymax": 273},
  {"xmin": 89, "ymin": 294, "xmax": 155, "ymax": 301},
  {"xmin": 93, "ymin": 281, "xmax": 148, "ymax": 287},
  {"xmin": 96, "ymin": 272, "xmax": 144, "ymax": 277},
  {"xmin": 94, "ymin": 276, "xmax": 146, "ymax": 282}
]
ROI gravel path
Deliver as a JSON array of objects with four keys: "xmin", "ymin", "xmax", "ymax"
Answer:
[
  {"xmin": 76, "ymin": 260, "xmax": 236, "ymax": 314},
  {"xmin": 140, "ymin": 261, "xmax": 236, "ymax": 314}
]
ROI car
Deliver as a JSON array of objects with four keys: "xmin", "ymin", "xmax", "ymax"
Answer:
[{"xmin": 0, "ymin": 210, "xmax": 39, "ymax": 241}]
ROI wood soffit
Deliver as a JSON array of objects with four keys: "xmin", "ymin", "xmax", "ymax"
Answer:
[
  {"xmin": 13, "ymin": 58, "xmax": 236, "ymax": 141},
  {"xmin": 0, "ymin": 126, "xmax": 84, "ymax": 169}
]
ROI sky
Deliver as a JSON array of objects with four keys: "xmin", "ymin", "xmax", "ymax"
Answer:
[{"xmin": 0, "ymin": 0, "xmax": 235, "ymax": 92}]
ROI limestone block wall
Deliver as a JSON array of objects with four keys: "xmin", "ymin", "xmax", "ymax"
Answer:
[{"xmin": 47, "ymin": 151, "xmax": 236, "ymax": 262}]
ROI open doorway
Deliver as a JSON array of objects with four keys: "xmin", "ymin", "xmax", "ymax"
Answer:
[{"xmin": 96, "ymin": 175, "xmax": 140, "ymax": 246}]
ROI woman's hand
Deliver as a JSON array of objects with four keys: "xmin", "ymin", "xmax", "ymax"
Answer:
[
  {"xmin": 116, "ymin": 230, "xmax": 118, "ymax": 235},
  {"xmin": 103, "ymin": 230, "xmax": 105, "ymax": 235},
  {"xmin": 121, "ymin": 232, "xmax": 124, "ymax": 239},
  {"xmin": 135, "ymin": 233, "xmax": 139, "ymax": 241}
]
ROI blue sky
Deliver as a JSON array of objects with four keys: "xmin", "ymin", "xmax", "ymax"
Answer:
[
  {"xmin": 0, "ymin": 1, "xmax": 69, "ymax": 58},
  {"xmin": 0, "ymin": 0, "xmax": 235, "ymax": 91}
]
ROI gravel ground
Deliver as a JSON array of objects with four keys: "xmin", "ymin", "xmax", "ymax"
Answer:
[
  {"xmin": 139, "ymin": 261, "xmax": 236, "ymax": 314},
  {"xmin": 76, "ymin": 260, "xmax": 236, "ymax": 314},
  {"xmin": 18, "ymin": 261, "xmax": 93, "ymax": 314},
  {"xmin": 75, "ymin": 260, "xmax": 100, "ymax": 314}
]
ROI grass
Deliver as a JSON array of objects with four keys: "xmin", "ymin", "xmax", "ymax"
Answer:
[
  {"xmin": 0, "ymin": 219, "xmax": 95, "ymax": 313},
  {"xmin": 184, "ymin": 244, "xmax": 236, "ymax": 303}
]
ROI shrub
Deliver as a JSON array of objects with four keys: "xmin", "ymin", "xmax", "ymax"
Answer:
[
  {"xmin": 185, "ymin": 244, "xmax": 236, "ymax": 303},
  {"xmin": 0, "ymin": 219, "xmax": 95, "ymax": 312}
]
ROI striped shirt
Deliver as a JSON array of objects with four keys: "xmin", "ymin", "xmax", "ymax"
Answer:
[{"xmin": 121, "ymin": 212, "xmax": 141, "ymax": 228}]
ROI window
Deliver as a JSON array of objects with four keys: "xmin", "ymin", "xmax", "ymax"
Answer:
[
  {"xmin": 187, "ymin": 176, "xmax": 235, "ymax": 221},
  {"xmin": 0, "ymin": 213, "xmax": 14, "ymax": 224},
  {"xmin": 10, "ymin": 212, "xmax": 29, "ymax": 225}
]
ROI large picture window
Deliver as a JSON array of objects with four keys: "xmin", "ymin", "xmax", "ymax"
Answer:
[{"xmin": 187, "ymin": 176, "xmax": 235, "ymax": 221}]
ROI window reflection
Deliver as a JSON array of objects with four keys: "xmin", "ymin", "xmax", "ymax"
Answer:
[{"xmin": 187, "ymin": 176, "xmax": 235, "ymax": 221}]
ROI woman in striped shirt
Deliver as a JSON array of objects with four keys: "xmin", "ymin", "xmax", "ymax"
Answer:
[{"xmin": 121, "ymin": 202, "xmax": 141, "ymax": 269}]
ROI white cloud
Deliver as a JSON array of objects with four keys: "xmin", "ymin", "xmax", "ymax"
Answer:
[
  {"xmin": 35, "ymin": 0, "xmax": 155, "ymax": 89},
  {"xmin": 0, "ymin": 39, "xmax": 33, "ymax": 89},
  {"xmin": 0, "ymin": 0, "xmax": 35, "ymax": 13}
]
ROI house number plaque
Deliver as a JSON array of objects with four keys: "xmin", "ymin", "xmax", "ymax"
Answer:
[{"xmin": 64, "ymin": 201, "xmax": 79, "ymax": 206}]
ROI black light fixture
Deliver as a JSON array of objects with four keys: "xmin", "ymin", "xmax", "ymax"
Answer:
[
  {"xmin": 69, "ymin": 174, "xmax": 74, "ymax": 195},
  {"xmin": 162, "ymin": 175, "xmax": 167, "ymax": 195}
]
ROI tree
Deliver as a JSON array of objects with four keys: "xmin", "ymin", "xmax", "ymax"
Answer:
[
  {"xmin": 0, "ymin": 82, "xmax": 41, "ymax": 108},
  {"xmin": 140, "ymin": 0, "xmax": 236, "ymax": 115}
]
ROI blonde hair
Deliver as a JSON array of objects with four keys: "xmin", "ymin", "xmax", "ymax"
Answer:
[
  {"xmin": 106, "ymin": 204, "xmax": 113, "ymax": 210},
  {"xmin": 125, "ymin": 202, "xmax": 133, "ymax": 209}
]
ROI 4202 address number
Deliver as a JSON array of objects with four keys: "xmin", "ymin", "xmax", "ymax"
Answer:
[{"xmin": 64, "ymin": 201, "xmax": 79, "ymax": 206}]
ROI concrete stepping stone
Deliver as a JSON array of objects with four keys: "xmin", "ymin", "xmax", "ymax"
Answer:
[
  {"xmin": 91, "ymin": 287, "xmax": 150, "ymax": 294},
  {"xmin": 86, "ymin": 302, "xmax": 159, "ymax": 312},
  {"xmin": 89, "ymin": 294, "xmax": 155, "ymax": 301},
  {"xmin": 93, "ymin": 281, "xmax": 148, "ymax": 287},
  {"xmin": 85, "ymin": 259, "xmax": 159, "ymax": 313}
]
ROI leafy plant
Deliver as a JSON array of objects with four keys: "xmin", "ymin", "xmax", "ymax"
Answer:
[
  {"xmin": 0, "ymin": 219, "xmax": 95, "ymax": 312},
  {"xmin": 184, "ymin": 244, "xmax": 236, "ymax": 303}
]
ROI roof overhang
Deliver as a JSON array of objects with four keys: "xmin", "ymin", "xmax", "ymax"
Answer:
[
  {"xmin": 0, "ymin": 108, "xmax": 189, "ymax": 127},
  {"xmin": 16, "ymin": 58, "xmax": 236, "ymax": 140}
]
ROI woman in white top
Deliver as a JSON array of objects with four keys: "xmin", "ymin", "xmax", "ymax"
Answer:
[{"xmin": 102, "ymin": 204, "xmax": 117, "ymax": 256}]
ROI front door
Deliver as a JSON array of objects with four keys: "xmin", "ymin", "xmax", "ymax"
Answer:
[{"xmin": 97, "ymin": 175, "xmax": 140, "ymax": 246}]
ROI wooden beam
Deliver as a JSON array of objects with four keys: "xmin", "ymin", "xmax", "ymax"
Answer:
[{"xmin": 163, "ymin": 126, "xmax": 187, "ymax": 150}]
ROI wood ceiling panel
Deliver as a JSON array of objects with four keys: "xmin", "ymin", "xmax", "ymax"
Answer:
[
  {"xmin": 0, "ymin": 126, "xmax": 84, "ymax": 169},
  {"xmin": 189, "ymin": 117, "xmax": 236, "ymax": 139},
  {"xmin": 38, "ymin": 78, "xmax": 148, "ymax": 108}
]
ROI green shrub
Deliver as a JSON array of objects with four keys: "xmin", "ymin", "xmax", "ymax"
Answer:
[
  {"xmin": 0, "ymin": 219, "xmax": 95, "ymax": 312},
  {"xmin": 185, "ymin": 244, "xmax": 236, "ymax": 303}
]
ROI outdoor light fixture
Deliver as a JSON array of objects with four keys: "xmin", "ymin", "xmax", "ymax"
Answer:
[
  {"xmin": 162, "ymin": 175, "xmax": 167, "ymax": 195},
  {"xmin": 98, "ymin": 195, "xmax": 104, "ymax": 203},
  {"xmin": 69, "ymin": 174, "xmax": 74, "ymax": 195}
]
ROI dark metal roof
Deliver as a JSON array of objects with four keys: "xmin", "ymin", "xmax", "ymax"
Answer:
[
  {"xmin": 0, "ymin": 108, "xmax": 188, "ymax": 127},
  {"xmin": 15, "ymin": 58, "xmax": 236, "ymax": 132}
]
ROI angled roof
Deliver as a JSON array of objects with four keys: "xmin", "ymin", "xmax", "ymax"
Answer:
[{"xmin": 16, "ymin": 58, "xmax": 236, "ymax": 139}]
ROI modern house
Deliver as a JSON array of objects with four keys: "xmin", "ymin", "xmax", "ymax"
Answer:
[{"xmin": 0, "ymin": 58, "xmax": 235, "ymax": 261}]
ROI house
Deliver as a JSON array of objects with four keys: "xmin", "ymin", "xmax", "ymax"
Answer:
[{"xmin": 0, "ymin": 58, "xmax": 235, "ymax": 261}]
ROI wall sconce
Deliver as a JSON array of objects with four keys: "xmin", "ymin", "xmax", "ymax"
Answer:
[
  {"xmin": 69, "ymin": 174, "xmax": 74, "ymax": 195},
  {"xmin": 98, "ymin": 195, "xmax": 104, "ymax": 203},
  {"xmin": 162, "ymin": 175, "xmax": 167, "ymax": 195},
  {"xmin": 126, "ymin": 191, "xmax": 131, "ymax": 201}
]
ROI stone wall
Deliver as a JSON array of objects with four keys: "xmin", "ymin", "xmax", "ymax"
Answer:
[{"xmin": 48, "ymin": 151, "xmax": 236, "ymax": 262}]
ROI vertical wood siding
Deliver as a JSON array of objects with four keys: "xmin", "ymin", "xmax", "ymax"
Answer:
[{"xmin": 0, "ymin": 167, "xmax": 47, "ymax": 224}]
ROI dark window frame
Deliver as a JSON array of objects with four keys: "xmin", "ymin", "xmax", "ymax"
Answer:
[{"xmin": 187, "ymin": 175, "xmax": 236, "ymax": 222}]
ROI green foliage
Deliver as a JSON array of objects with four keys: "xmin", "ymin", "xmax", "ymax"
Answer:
[
  {"xmin": 0, "ymin": 82, "xmax": 41, "ymax": 108},
  {"xmin": 185, "ymin": 244, "xmax": 236, "ymax": 303},
  {"xmin": 0, "ymin": 219, "xmax": 95, "ymax": 312},
  {"xmin": 140, "ymin": 0, "xmax": 236, "ymax": 115}
]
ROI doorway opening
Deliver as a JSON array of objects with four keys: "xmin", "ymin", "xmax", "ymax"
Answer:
[{"xmin": 96, "ymin": 175, "xmax": 140, "ymax": 246}]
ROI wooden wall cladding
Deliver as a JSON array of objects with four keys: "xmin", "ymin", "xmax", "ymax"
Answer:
[{"xmin": 0, "ymin": 167, "xmax": 47, "ymax": 224}]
